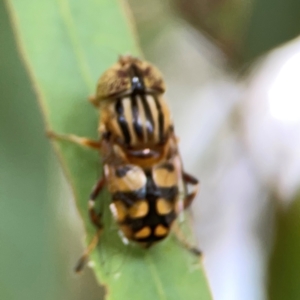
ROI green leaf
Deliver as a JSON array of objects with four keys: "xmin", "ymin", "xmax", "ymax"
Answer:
[
  {"xmin": 172, "ymin": 0, "xmax": 300, "ymax": 66},
  {"xmin": 268, "ymin": 196, "xmax": 300, "ymax": 300},
  {"xmin": 0, "ymin": 2, "xmax": 103, "ymax": 299},
  {"xmin": 172, "ymin": 0, "xmax": 252, "ymax": 65},
  {"xmin": 0, "ymin": 4, "xmax": 55, "ymax": 299},
  {"xmin": 5, "ymin": 0, "xmax": 212, "ymax": 299},
  {"xmin": 242, "ymin": 0, "xmax": 300, "ymax": 64}
]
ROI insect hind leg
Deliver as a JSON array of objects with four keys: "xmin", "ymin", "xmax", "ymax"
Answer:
[
  {"xmin": 172, "ymin": 222, "xmax": 202, "ymax": 257},
  {"xmin": 75, "ymin": 229, "xmax": 102, "ymax": 273},
  {"xmin": 174, "ymin": 171, "xmax": 201, "ymax": 256},
  {"xmin": 182, "ymin": 172, "xmax": 199, "ymax": 209}
]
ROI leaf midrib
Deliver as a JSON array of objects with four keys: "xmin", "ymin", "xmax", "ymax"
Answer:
[{"xmin": 145, "ymin": 253, "xmax": 168, "ymax": 300}]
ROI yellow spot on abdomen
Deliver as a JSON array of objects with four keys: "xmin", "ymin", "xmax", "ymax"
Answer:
[
  {"xmin": 134, "ymin": 226, "xmax": 151, "ymax": 239},
  {"xmin": 152, "ymin": 166, "xmax": 177, "ymax": 188},
  {"xmin": 156, "ymin": 198, "xmax": 173, "ymax": 215},
  {"xmin": 110, "ymin": 201, "xmax": 127, "ymax": 222},
  {"xmin": 154, "ymin": 225, "xmax": 169, "ymax": 237},
  {"xmin": 109, "ymin": 165, "xmax": 147, "ymax": 193},
  {"xmin": 128, "ymin": 200, "xmax": 149, "ymax": 218}
]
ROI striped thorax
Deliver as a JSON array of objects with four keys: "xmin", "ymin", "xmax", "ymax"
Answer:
[
  {"xmin": 102, "ymin": 94, "xmax": 171, "ymax": 148},
  {"xmin": 95, "ymin": 56, "xmax": 173, "ymax": 166}
]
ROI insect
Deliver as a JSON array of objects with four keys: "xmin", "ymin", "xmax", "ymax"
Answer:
[{"xmin": 48, "ymin": 56, "xmax": 200, "ymax": 272}]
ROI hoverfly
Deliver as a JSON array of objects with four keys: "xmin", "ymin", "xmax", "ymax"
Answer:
[{"xmin": 48, "ymin": 56, "xmax": 200, "ymax": 272}]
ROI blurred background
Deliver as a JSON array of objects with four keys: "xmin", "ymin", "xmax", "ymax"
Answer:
[{"xmin": 1, "ymin": 0, "xmax": 300, "ymax": 299}]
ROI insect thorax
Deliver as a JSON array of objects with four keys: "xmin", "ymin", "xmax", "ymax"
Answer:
[
  {"xmin": 100, "ymin": 94, "xmax": 172, "ymax": 150},
  {"xmin": 97, "ymin": 56, "xmax": 173, "ymax": 155}
]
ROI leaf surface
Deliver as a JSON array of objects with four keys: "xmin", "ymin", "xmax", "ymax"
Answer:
[{"xmin": 5, "ymin": 0, "xmax": 212, "ymax": 299}]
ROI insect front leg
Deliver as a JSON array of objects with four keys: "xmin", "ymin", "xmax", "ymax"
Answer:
[
  {"xmin": 75, "ymin": 177, "xmax": 105, "ymax": 273},
  {"xmin": 182, "ymin": 172, "xmax": 199, "ymax": 209},
  {"xmin": 88, "ymin": 95, "xmax": 99, "ymax": 108},
  {"xmin": 47, "ymin": 130, "xmax": 101, "ymax": 150}
]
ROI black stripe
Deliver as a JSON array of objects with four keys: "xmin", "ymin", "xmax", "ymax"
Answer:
[
  {"xmin": 158, "ymin": 186, "xmax": 178, "ymax": 201},
  {"xmin": 158, "ymin": 162, "xmax": 175, "ymax": 172},
  {"xmin": 131, "ymin": 95, "xmax": 144, "ymax": 141},
  {"xmin": 141, "ymin": 95, "xmax": 154, "ymax": 140},
  {"xmin": 115, "ymin": 99, "xmax": 131, "ymax": 145},
  {"xmin": 112, "ymin": 189, "xmax": 145, "ymax": 206},
  {"xmin": 115, "ymin": 165, "xmax": 132, "ymax": 177},
  {"xmin": 154, "ymin": 97, "xmax": 164, "ymax": 143}
]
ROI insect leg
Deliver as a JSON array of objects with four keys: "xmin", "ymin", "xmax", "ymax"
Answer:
[
  {"xmin": 88, "ymin": 95, "xmax": 99, "ymax": 107},
  {"xmin": 75, "ymin": 229, "xmax": 102, "ymax": 273},
  {"xmin": 88, "ymin": 177, "xmax": 105, "ymax": 228},
  {"xmin": 47, "ymin": 131, "xmax": 100, "ymax": 150},
  {"xmin": 182, "ymin": 172, "xmax": 199, "ymax": 209},
  {"xmin": 172, "ymin": 222, "xmax": 202, "ymax": 256},
  {"xmin": 75, "ymin": 177, "xmax": 105, "ymax": 273}
]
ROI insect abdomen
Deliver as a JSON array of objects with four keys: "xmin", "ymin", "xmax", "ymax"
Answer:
[{"xmin": 107, "ymin": 161, "xmax": 180, "ymax": 247}]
